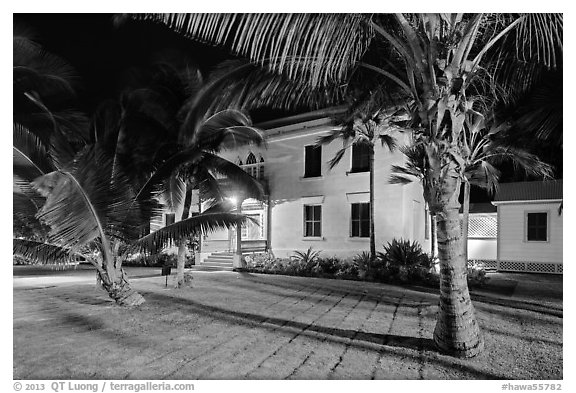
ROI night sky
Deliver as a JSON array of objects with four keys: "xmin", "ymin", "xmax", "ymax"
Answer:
[{"xmin": 15, "ymin": 14, "xmax": 233, "ymax": 113}]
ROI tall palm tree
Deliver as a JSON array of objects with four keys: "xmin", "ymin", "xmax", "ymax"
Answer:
[
  {"xmin": 124, "ymin": 12, "xmax": 562, "ymax": 357},
  {"xmin": 317, "ymin": 89, "xmax": 397, "ymax": 259},
  {"xmin": 391, "ymin": 113, "xmax": 554, "ymax": 259}
]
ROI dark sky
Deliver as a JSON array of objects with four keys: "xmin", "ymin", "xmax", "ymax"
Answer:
[{"xmin": 15, "ymin": 14, "xmax": 230, "ymax": 112}]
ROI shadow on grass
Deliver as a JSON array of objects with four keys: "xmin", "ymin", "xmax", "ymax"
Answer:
[{"xmin": 141, "ymin": 290, "xmax": 506, "ymax": 379}]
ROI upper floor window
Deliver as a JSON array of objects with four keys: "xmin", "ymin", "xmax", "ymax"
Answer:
[
  {"xmin": 242, "ymin": 152, "xmax": 265, "ymax": 180},
  {"xmin": 351, "ymin": 143, "xmax": 370, "ymax": 173},
  {"xmin": 304, "ymin": 145, "xmax": 322, "ymax": 178},
  {"xmin": 526, "ymin": 212, "xmax": 548, "ymax": 242},
  {"xmin": 351, "ymin": 202, "xmax": 370, "ymax": 237}
]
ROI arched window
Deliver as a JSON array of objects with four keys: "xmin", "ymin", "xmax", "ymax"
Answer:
[
  {"xmin": 242, "ymin": 152, "xmax": 265, "ymax": 179},
  {"xmin": 246, "ymin": 152, "xmax": 257, "ymax": 165}
]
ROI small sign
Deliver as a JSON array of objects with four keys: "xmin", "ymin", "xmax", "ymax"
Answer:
[{"xmin": 161, "ymin": 266, "xmax": 172, "ymax": 276}]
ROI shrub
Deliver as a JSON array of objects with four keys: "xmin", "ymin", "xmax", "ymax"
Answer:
[
  {"xmin": 334, "ymin": 258, "xmax": 359, "ymax": 279},
  {"xmin": 467, "ymin": 262, "xmax": 489, "ymax": 287},
  {"xmin": 124, "ymin": 252, "xmax": 179, "ymax": 267},
  {"xmin": 382, "ymin": 238, "xmax": 427, "ymax": 267},
  {"xmin": 353, "ymin": 251, "xmax": 372, "ymax": 279},
  {"xmin": 314, "ymin": 256, "xmax": 340, "ymax": 276}
]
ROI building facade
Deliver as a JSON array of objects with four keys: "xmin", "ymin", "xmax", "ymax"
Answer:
[{"xmin": 198, "ymin": 110, "xmax": 430, "ymax": 265}]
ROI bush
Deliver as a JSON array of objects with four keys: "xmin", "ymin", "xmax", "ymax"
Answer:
[
  {"xmin": 467, "ymin": 262, "xmax": 489, "ymax": 287},
  {"xmin": 123, "ymin": 252, "xmax": 180, "ymax": 267},
  {"xmin": 381, "ymin": 238, "xmax": 428, "ymax": 267},
  {"xmin": 314, "ymin": 256, "xmax": 341, "ymax": 276}
]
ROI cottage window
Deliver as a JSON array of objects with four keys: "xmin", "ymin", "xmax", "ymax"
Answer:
[
  {"xmin": 526, "ymin": 212, "xmax": 548, "ymax": 241},
  {"xmin": 304, "ymin": 145, "xmax": 322, "ymax": 177},
  {"xmin": 303, "ymin": 205, "xmax": 322, "ymax": 237},
  {"xmin": 351, "ymin": 143, "xmax": 370, "ymax": 172},
  {"xmin": 351, "ymin": 202, "xmax": 370, "ymax": 237}
]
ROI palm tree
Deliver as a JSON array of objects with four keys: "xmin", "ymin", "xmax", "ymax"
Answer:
[
  {"xmin": 124, "ymin": 12, "xmax": 562, "ymax": 357},
  {"xmin": 317, "ymin": 89, "xmax": 397, "ymax": 259},
  {"xmin": 391, "ymin": 113, "xmax": 554, "ymax": 260},
  {"xmin": 107, "ymin": 61, "xmax": 266, "ymax": 288},
  {"xmin": 13, "ymin": 35, "xmax": 258, "ymax": 305}
]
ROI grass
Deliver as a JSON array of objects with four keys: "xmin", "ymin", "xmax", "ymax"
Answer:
[{"xmin": 13, "ymin": 269, "xmax": 562, "ymax": 380}]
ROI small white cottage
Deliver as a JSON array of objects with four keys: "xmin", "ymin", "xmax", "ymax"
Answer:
[{"xmin": 492, "ymin": 180, "xmax": 563, "ymax": 274}]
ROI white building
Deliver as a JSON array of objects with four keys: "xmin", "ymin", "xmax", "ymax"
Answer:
[
  {"xmin": 196, "ymin": 108, "xmax": 430, "ymax": 268},
  {"xmin": 491, "ymin": 180, "xmax": 563, "ymax": 274}
]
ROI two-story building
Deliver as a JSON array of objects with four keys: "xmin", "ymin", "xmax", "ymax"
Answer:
[{"xmin": 193, "ymin": 108, "xmax": 430, "ymax": 269}]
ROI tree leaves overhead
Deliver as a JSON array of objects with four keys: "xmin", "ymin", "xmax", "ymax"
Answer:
[
  {"xmin": 204, "ymin": 59, "xmax": 347, "ymax": 112},
  {"xmin": 123, "ymin": 13, "xmax": 374, "ymax": 89}
]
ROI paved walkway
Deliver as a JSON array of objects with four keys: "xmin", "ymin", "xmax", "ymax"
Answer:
[{"xmin": 13, "ymin": 269, "xmax": 562, "ymax": 380}]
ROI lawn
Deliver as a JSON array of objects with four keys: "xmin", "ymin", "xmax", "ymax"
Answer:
[{"xmin": 13, "ymin": 270, "xmax": 562, "ymax": 380}]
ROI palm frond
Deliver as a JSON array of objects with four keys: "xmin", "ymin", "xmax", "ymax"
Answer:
[
  {"xmin": 160, "ymin": 177, "xmax": 186, "ymax": 213},
  {"xmin": 195, "ymin": 109, "xmax": 264, "ymax": 151},
  {"xmin": 205, "ymin": 59, "xmax": 347, "ymax": 112},
  {"xmin": 13, "ymin": 238, "xmax": 85, "ymax": 265},
  {"xmin": 378, "ymin": 134, "xmax": 397, "ymax": 151},
  {"xmin": 200, "ymin": 153, "xmax": 265, "ymax": 200},
  {"xmin": 32, "ymin": 147, "xmax": 142, "ymax": 250},
  {"xmin": 123, "ymin": 13, "xmax": 374, "ymax": 89},
  {"xmin": 13, "ymin": 123, "xmax": 54, "ymax": 182},
  {"xmin": 465, "ymin": 161, "xmax": 501, "ymax": 194},
  {"xmin": 327, "ymin": 148, "xmax": 347, "ymax": 170},
  {"xmin": 389, "ymin": 164, "xmax": 420, "ymax": 185},
  {"xmin": 133, "ymin": 212, "xmax": 251, "ymax": 253},
  {"xmin": 13, "ymin": 34, "xmax": 79, "ymax": 104}
]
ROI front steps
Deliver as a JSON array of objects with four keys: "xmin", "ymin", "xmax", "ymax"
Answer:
[{"xmin": 198, "ymin": 251, "xmax": 234, "ymax": 271}]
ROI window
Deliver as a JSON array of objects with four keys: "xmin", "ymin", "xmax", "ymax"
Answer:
[
  {"xmin": 304, "ymin": 145, "xmax": 322, "ymax": 177},
  {"xmin": 165, "ymin": 213, "xmax": 175, "ymax": 226},
  {"xmin": 526, "ymin": 212, "xmax": 548, "ymax": 241},
  {"xmin": 259, "ymin": 156, "xmax": 265, "ymax": 180},
  {"xmin": 351, "ymin": 143, "xmax": 370, "ymax": 172},
  {"xmin": 303, "ymin": 205, "xmax": 322, "ymax": 237},
  {"xmin": 351, "ymin": 203, "xmax": 370, "ymax": 237},
  {"xmin": 242, "ymin": 153, "xmax": 265, "ymax": 180}
]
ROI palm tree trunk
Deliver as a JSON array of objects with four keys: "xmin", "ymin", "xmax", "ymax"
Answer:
[
  {"xmin": 176, "ymin": 184, "xmax": 193, "ymax": 288},
  {"xmin": 431, "ymin": 177, "xmax": 483, "ymax": 358},
  {"xmin": 462, "ymin": 180, "xmax": 470, "ymax": 263},
  {"xmin": 369, "ymin": 146, "xmax": 376, "ymax": 259},
  {"xmin": 97, "ymin": 241, "xmax": 145, "ymax": 306}
]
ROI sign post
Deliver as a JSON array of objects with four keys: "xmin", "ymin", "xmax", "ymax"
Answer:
[{"xmin": 161, "ymin": 266, "xmax": 172, "ymax": 287}]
